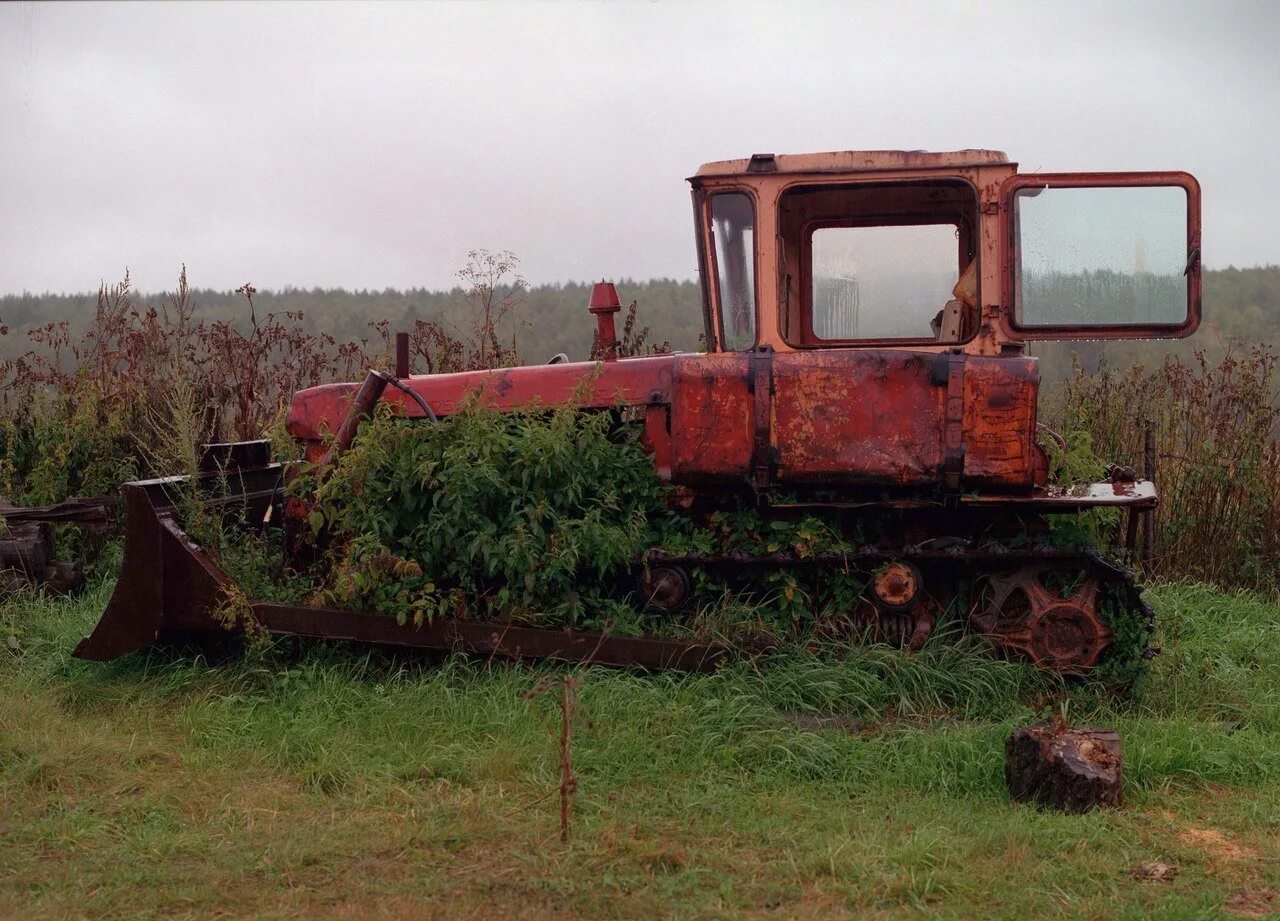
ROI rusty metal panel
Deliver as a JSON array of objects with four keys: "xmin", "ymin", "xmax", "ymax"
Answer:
[
  {"xmin": 771, "ymin": 350, "xmax": 944, "ymax": 485},
  {"xmin": 287, "ymin": 355, "xmax": 675, "ymax": 442},
  {"xmin": 961, "ymin": 355, "xmax": 1039, "ymax": 488},
  {"xmin": 669, "ymin": 353, "xmax": 753, "ymax": 484},
  {"xmin": 252, "ymin": 604, "xmax": 740, "ymax": 671},
  {"xmin": 642, "ymin": 404, "xmax": 674, "ymax": 482}
]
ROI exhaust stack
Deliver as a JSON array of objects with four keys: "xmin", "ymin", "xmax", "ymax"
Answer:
[{"xmin": 588, "ymin": 281, "xmax": 621, "ymax": 361}]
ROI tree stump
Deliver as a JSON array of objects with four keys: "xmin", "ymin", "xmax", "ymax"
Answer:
[{"xmin": 1005, "ymin": 723, "xmax": 1123, "ymax": 813}]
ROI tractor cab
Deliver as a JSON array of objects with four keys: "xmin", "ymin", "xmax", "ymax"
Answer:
[{"xmin": 690, "ymin": 150, "xmax": 1201, "ymax": 356}]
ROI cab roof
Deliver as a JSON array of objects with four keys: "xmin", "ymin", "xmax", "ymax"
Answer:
[{"xmin": 693, "ymin": 149, "xmax": 1010, "ymax": 178}]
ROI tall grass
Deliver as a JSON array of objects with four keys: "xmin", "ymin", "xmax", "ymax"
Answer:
[
  {"xmin": 1045, "ymin": 346, "xmax": 1280, "ymax": 593},
  {"xmin": 0, "ymin": 256, "xmax": 527, "ymax": 507}
]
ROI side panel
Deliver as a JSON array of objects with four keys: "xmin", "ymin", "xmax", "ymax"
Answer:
[
  {"xmin": 669, "ymin": 353, "xmax": 754, "ymax": 483},
  {"xmin": 772, "ymin": 350, "xmax": 943, "ymax": 485},
  {"xmin": 962, "ymin": 356, "xmax": 1039, "ymax": 487},
  {"xmin": 769, "ymin": 350, "xmax": 1039, "ymax": 489}
]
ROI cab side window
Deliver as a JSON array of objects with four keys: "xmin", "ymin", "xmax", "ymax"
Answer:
[{"xmin": 710, "ymin": 193, "xmax": 757, "ymax": 351}]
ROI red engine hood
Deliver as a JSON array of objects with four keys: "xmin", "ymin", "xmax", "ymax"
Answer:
[{"xmin": 286, "ymin": 355, "xmax": 676, "ymax": 441}]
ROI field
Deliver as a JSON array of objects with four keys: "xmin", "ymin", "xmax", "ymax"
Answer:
[
  {"xmin": 0, "ymin": 262, "xmax": 1277, "ymax": 918},
  {"xmin": 5, "ymin": 577, "xmax": 1280, "ymax": 919}
]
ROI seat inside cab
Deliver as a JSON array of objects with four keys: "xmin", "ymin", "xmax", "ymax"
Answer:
[{"xmin": 777, "ymin": 179, "xmax": 979, "ymax": 347}]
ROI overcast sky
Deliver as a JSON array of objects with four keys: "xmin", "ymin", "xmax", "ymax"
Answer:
[{"xmin": 2, "ymin": 0, "xmax": 1277, "ymax": 296}]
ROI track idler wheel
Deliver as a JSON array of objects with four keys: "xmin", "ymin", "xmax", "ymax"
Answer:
[
  {"xmin": 871, "ymin": 561, "xmax": 922, "ymax": 611},
  {"xmin": 973, "ymin": 566, "xmax": 1112, "ymax": 673},
  {"xmin": 641, "ymin": 564, "xmax": 692, "ymax": 613},
  {"xmin": 856, "ymin": 562, "xmax": 936, "ymax": 651}
]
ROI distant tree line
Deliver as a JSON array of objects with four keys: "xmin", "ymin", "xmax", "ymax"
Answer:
[
  {"xmin": 0, "ymin": 277, "xmax": 706, "ymax": 369},
  {"xmin": 2, "ymin": 265, "xmax": 1276, "ymax": 382}
]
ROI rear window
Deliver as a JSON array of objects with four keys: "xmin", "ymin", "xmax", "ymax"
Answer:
[{"xmin": 810, "ymin": 224, "xmax": 960, "ymax": 340}]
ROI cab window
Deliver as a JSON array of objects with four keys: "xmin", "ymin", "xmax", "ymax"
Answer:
[
  {"xmin": 709, "ymin": 192, "xmax": 756, "ymax": 350},
  {"xmin": 778, "ymin": 180, "xmax": 979, "ymax": 346},
  {"xmin": 811, "ymin": 224, "xmax": 961, "ymax": 339}
]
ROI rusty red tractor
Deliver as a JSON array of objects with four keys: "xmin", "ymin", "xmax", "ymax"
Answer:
[{"xmin": 75, "ymin": 149, "xmax": 1201, "ymax": 673}]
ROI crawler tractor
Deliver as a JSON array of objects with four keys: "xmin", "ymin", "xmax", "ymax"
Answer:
[{"xmin": 76, "ymin": 149, "xmax": 1202, "ymax": 673}]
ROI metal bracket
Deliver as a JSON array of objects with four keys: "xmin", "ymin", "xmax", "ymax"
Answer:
[
  {"xmin": 746, "ymin": 345, "xmax": 775, "ymax": 505},
  {"xmin": 941, "ymin": 348, "xmax": 967, "ymax": 493}
]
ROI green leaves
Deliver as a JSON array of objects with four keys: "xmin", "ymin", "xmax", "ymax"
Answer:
[{"xmin": 306, "ymin": 404, "xmax": 665, "ymax": 623}]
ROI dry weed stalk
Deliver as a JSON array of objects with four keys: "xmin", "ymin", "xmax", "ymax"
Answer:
[{"xmin": 525, "ymin": 673, "xmax": 583, "ymax": 843}]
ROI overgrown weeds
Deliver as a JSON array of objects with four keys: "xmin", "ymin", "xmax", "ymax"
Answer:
[
  {"xmin": 1046, "ymin": 345, "xmax": 1280, "ymax": 592},
  {"xmin": 0, "ymin": 253, "xmax": 530, "ymax": 511},
  {"xmin": 298, "ymin": 403, "xmax": 663, "ymax": 625}
]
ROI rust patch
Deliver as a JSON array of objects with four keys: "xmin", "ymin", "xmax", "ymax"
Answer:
[
  {"xmin": 962, "ymin": 355, "xmax": 1038, "ymax": 488},
  {"xmin": 771, "ymin": 349, "xmax": 943, "ymax": 485},
  {"xmin": 669, "ymin": 353, "xmax": 753, "ymax": 484}
]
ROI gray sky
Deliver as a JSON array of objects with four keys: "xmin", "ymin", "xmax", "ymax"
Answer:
[{"xmin": 2, "ymin": 0, "xmax": 1277, "ymax": 296}]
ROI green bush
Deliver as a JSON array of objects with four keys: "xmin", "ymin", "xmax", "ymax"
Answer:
[{"xmin": 303, "ymin": 404, "xmax": 665, "ymax": 626}]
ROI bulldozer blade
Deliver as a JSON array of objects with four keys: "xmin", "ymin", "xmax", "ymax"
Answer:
[
  {"xmin": 73, "ymin": 468, "xmax": 284, "ymax": 661},
  {"xmin": 74, "ymin": 467, "xmax": 745, "ymax": 672},
  {"xmin": 72, "ymin": 484, "xmax": 167, "ymax": 660}
]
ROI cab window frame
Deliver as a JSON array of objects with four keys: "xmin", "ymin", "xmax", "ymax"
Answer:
[
  {"xmin": 777, "ymin": 177, "xmax": 982, "ymax": 349},
  {"xmin": 1001, "ymin": 171, "xmax": 1202, "ymax": 341}
]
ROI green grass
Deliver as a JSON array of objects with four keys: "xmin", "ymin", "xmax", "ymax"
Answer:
[{"xmin": 4, "ymin": 579, "xmax": 1280, "ymax": 918}]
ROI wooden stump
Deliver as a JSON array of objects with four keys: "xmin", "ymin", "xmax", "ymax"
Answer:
[{"xmin": 1005, "ymin": 723, "xmax": 1123, "ymax": 813}]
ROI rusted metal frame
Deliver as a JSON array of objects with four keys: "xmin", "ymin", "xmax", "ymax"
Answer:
[
  {"xmin": 690, "ymin": 190, "xmax": 721, "ymax": 352},
  {"xmin": 72, "ymin": 486, "xmax": 167, "ymax": 659},
  {"xmin": 321, "ymin": 370, "xmax": 390, "ymax": 463},
  {"xmin": 648, "ymin": 544, "xmax": 1125, "ymax": 567},
  {"xmin": 319, "ymin": 368, "xmax": 439, "ymax": 467},
  {"xmin": 395, "ymin": 331, "xmax": 410, "ymax": 379},
  {"xmin": 689, "ymin": 151, "xmax": 1012, "ymax": 180},
  {"xmin": 250, "ymin": 603, "xmax": 738, "ymax": 672},
  {"xmin": 287, "ymin": 355, "xmax": 675, "ymax": 442},
  {"xmin": 125, "ymin": 465, "xmax": 286, "ymax": 512},
  {"xmin": 703, "ymin": 186, "xmax": 761, "ymax": 351},
  {"xmin": 998, "ymin": 170, "xmax": 1203, "ymax": 341},
  {"xmin": 724, "ymin": 468, "xmax": 1158, "ymax": 513},
  {"xmin": 771, "ymin": 487, "xmax": 1159, "ymax": 513},
  {"xmin": 786, "ymin": 179, "xmax": 982, "ymax": 350},
  {"xmin": 0, "ymin": 496, "xmax": 115, "ymax": 525},
  {"xmin": 201, "ymin": 439, "xmax": 272, "ymax": 473},
  {"xmin": 1143, "ymin": 426, "xmax": 1158, "ymax": 575},
  {"xmin": 1124, "ymin": 508, "xmax": 1142, "ymax": 556},
  {"xmin": 747, "ymin": 345, "xmax": 775, "ymax": 502}
]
